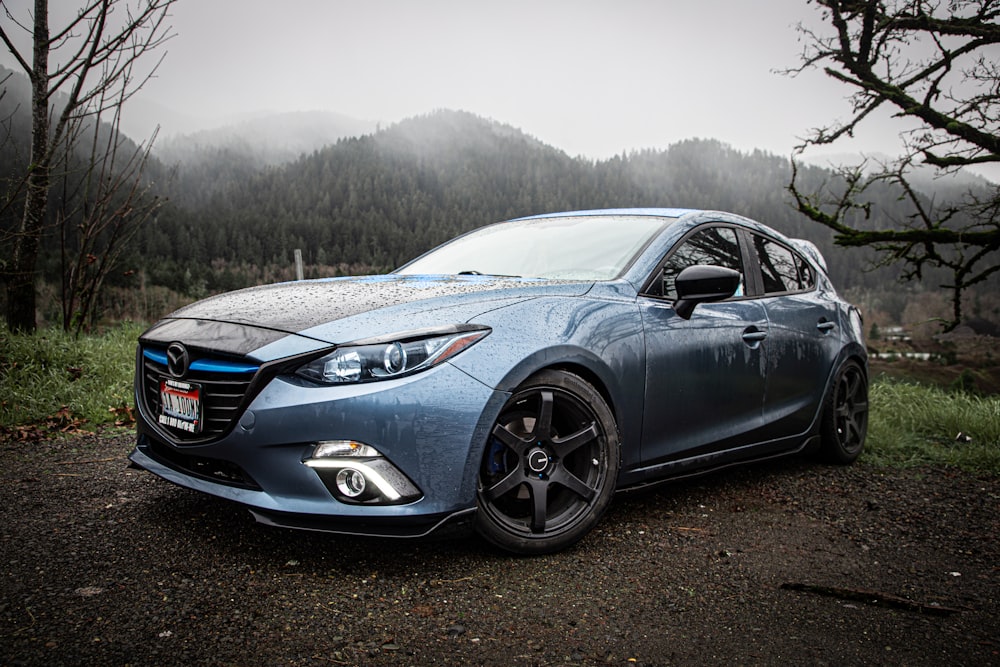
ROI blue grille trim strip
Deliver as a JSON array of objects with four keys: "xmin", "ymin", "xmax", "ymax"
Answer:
[
  {"xmin": 144, "ymin": 348, "xmax": 168, "ymax": 365},
  {"xmin": 143, "ymin": 348, "xmax": 260, "ymax": 374}
]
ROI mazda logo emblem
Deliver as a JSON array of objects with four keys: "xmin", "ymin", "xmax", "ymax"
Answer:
[{"xmin": 166, "ymin": 342, "xmax": 190, "ymax": 378}]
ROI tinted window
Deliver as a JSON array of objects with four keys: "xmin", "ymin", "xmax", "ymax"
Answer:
[
  {"xmin": 754, "ymin": 235, "xmax": 811, "ymax": 294},
  {"xmin": 795, "ymin": 253, "xmax": 815, "ymax": 290},
  {"xmin": 660, "ymin": 226, "xmax": 744, "ymax": 300}
]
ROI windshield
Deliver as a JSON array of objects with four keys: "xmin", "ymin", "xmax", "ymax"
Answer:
[{"xmin": 396, "ymin": 215, "xmax": 674, "ymax": 280}]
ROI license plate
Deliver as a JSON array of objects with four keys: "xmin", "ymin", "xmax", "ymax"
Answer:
[{"xmin": 159, "ymin": 379, "xmax": 202, "ymax": 433}]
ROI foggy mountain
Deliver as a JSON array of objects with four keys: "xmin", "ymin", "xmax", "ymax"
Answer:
[
  {"xmin": 137, "ymin": 109, "xmax": 901, "ymax": 299},
  {"xmin": 0, "ymin": 63, "xmax": 988, "ymax": 324},
  {"xmin": 154, "ymin": 110, "xmax": 376, "ymax": 166}
]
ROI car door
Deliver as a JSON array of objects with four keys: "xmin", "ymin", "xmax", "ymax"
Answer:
[
  {"xmin": 749, "ymin": 232, "xmax": 843, "ymax": 439},
  {"xmin": 638, "ymin": 225, "xmax": 768, "ymax": 466}
]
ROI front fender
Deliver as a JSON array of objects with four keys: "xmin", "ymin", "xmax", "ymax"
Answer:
[{"xmin": 451, "ymin": 295, "xmax": 646, "ymax": 471}]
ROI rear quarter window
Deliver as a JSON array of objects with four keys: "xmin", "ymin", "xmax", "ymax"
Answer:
[{"xmin": 753, "ymin": 235, "xmax": 814, "ymax": 294}]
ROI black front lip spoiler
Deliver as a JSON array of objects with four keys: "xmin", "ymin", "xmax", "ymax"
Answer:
[
  {"xmin": 129, "ymin": 440, "xmax": 478, "ymax": 541},
  {"xmin": 248, "ymin": 506, "xmax": 478, "ymax": 539}
]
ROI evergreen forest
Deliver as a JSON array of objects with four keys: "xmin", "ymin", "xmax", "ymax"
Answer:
[{"xmin": 1, "ymin": 68, "xmax": 996, "ymax": 330}]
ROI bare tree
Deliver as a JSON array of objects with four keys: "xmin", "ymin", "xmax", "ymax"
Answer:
[
  {"xmin": 0, "ymin": 0, "xmax": 175, "ymax": 332},
  {"xmin": 786, "ymin": 0, "xmax": 1000, "ymax": 330},
  {"xmin": 55, "ymin": 86, "xmax": 164, "ymax": 334}
]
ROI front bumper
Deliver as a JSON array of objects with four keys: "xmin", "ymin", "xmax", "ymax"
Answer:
[{"xmin": 130, "ymin": 361, "xmax": 508, "ymax": 537}]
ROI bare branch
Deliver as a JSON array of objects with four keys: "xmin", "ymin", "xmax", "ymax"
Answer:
[
  {"xmin": 0, "ymin": 18, "xmax": 31, "ymax": 73},
  {"xmin": 787, "ymin": 0, "xmax": 1000, "ymax": 330}
]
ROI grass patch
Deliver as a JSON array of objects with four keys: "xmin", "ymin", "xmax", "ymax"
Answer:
[
  {"xmin": 865, "ymin": 377, "xmax": 1000, "ymax": 473},
  {"xmin": 0, "ymin": 322, "xmax": 143, "ymax": 432}
]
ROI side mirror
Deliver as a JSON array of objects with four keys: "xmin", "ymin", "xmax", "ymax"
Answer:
[{"xmin": 673, "ymin": 265, "xmax": 741, "ymax": 319}]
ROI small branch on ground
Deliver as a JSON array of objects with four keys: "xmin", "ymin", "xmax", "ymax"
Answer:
[{"xmin": 781, "ymin": 582, "xmax": 963, "ymax": 616}]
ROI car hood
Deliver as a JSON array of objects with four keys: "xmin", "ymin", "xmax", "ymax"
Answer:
[{"xmin": 140, "ymin": 274, "xmax": 592, "ymax": 359}]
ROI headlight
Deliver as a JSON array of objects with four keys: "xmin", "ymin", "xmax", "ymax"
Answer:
[{"xmin": 295, "ymin": 327, "xmax": 490, "ymax": 384}]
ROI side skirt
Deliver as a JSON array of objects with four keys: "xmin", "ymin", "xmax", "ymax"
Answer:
[{"xmin": 616, "ymin": 434, "xmax": 820, "ymax": 495}]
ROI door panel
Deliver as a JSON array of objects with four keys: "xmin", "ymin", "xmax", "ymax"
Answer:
[
  {"xmin": 639, "ymin": 299, "xmax": 768, "ymax": 465},
  {"xmin": 748, "ymin": 232, "xmax": 842, "ymax": 439},
  {"xmin": 760, "ymin": 292, "xmax": 841, "ymax": 438}
]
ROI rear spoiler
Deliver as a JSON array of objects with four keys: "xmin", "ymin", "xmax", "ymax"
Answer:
[{"xmin": 790, "ymin": 238, "xmax": 828, "ymax": 274}]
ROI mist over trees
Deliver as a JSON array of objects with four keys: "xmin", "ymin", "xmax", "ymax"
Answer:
[
  {"xmin": 136, "ymin": 110, "xmax": 936, "ymax": 297},
  {"xmin": 2, "ymin": 77, "xmax": 996, "ymax": 329}
]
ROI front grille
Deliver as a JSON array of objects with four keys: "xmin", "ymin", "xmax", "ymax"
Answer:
[{"xmin": 141, "ymin": 347, "xmax": 259, "ymax": 443}]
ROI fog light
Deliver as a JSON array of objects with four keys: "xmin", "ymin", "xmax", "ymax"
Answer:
[
  {"xmin": 335, "ymin": 468, "xmax": 367, "ymax": 497},
  {"xmin": 303, "ymin": 440, "xmax": 422, "ymax": 505}
]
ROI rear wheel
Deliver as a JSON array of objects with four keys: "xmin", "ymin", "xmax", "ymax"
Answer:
[
  {"xmin": 819, "ymin": 359, "xmax": 868, "ymax": 464},
  {"xmin": 476, "ymin": 370, "xmax": 619, "ymax": 555}
]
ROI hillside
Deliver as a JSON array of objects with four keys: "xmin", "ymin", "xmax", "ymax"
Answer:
[
  {"xmin": 135, "ymin": 110, "xmax": 901, "ymax": 299},
  {"xmin": 155, "ymin": 110, "xmax": 376, "ymax": 167},
  {"xmin": 1, "ymin": 66, "xmax": 993, "ymax": 327}
]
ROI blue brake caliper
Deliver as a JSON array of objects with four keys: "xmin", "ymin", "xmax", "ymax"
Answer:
[{"xmin": 487, "ymin": 437, "xmax": 507, "ymax": 475}]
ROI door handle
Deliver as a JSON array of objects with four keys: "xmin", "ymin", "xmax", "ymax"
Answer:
[
  {"xmin": 742, "ymin": 327, "xmax": 767, "ymax": 346},
  {"xmin": 817, "ymin": 319, "xmax": 837, "ymax": 333}
]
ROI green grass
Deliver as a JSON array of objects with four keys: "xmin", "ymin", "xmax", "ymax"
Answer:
[
  {"xmin": 865, "ymin": 378, "xmax": 1000, "ymax": 473},
  {"xmin": 1, "ymin": 325, "xmax": 998, "ymax": 474},
  {"xmin": 0, "ymin": 322, "xmax": 143, "ymax": 431}
]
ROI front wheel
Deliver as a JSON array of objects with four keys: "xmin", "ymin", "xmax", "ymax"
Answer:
[
  {"xmin": 476, "ymin": 370, "xmax": 619, "ymax": 555},
  {"xmin": 819, "ymin": 359, "xmax": 869, "ymax": 464}
]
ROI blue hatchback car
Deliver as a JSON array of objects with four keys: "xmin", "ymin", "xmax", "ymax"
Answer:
[{"xmin": 130, "ymin": 208, "xmax": 868, "ymax": 554}]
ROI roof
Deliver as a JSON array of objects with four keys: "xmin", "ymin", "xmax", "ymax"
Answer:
[{"xmin": 513, "ymin": 207, "xmax": 699, "ymax": 221}]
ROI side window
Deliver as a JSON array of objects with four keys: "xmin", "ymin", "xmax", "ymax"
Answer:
[
  {"xmin": 753, "ymin": 235, "xmax": 812, "ymax": 294},
  {"xmin": 660, "ymin": 226, "xmax": 744, "ymax": 301}
]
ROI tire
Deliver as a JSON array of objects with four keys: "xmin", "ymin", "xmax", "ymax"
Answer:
[
  {"xmin": 476, "ymin": 370, "xmax": 620, "ymax": 555},
  {"xmin": 819, "ymin": 359, "xmax": 869, "ymax": 464}
]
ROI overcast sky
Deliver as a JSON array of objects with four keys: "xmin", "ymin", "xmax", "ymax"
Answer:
[{"xmin": 0, "ymin": 0, "xmax": 973, "ymax": 164}]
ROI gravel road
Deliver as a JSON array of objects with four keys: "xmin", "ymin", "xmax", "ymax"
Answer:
[{"xmin": 2, "ymin": 432, "xmax": 998, "ymax": 666}]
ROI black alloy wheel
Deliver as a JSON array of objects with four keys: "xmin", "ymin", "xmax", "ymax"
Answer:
[
  {"xmin": 820, "ymin": 359, "xmax": 869, "ymax": 464},
  {"xmin": 476, "ymin": 370, "xmax": 619, "ymax": 555}
]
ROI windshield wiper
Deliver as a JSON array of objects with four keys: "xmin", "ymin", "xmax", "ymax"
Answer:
[{"xmin": 457, "ymin": 270, "xmax": 523, "ymax": 278}]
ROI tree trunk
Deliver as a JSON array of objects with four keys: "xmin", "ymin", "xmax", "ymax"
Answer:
[
  {"xmin": 5, "ymin": 0, "xmax": 49, "ymax": 333},
  {"xmin": 6, "ymin": 173, "xmax": 48, "ymax": 332}
]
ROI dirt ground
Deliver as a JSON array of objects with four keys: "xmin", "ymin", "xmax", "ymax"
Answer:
[{"xmin": 1, "ymin": 431, "xmax": 998, "ymax": 666}]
